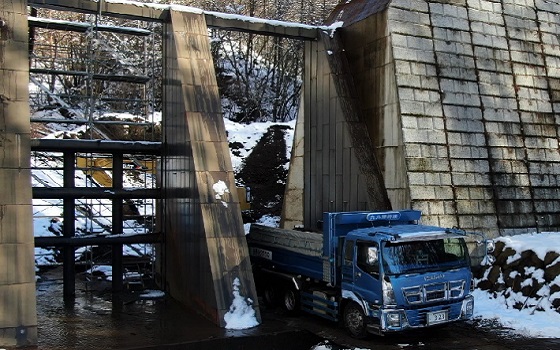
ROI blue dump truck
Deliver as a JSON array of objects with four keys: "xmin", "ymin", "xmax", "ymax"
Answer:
[{"xmin": 247, "ymin": 210, "xmax": 485, "ymax": 337}]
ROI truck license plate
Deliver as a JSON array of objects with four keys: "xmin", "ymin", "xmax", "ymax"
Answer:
[{"xmin": 427, "ymin": 310, "xmax": 448, "ymax": 325}]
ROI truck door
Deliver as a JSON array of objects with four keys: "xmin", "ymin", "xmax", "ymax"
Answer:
[
  {"xmin": 341, "ymin": 239, "xmax": 355, "ymax": 290},
  {"xmin": 352, "ymin": 241, "xmax": 382, "ymax": 305}
]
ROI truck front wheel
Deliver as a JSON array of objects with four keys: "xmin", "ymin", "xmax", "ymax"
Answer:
[{"xmin": 343, "ymin": 302, "xmax": 367, "ymax": 338}]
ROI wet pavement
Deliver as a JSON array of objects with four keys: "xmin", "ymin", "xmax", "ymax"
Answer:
[
  {"xmin": 33, "ymin": 267, "xmax": 322, "ymax": 350},
  {"xmin": 26, "ymin": 267, "xmax": 560, "ymax": 350}
]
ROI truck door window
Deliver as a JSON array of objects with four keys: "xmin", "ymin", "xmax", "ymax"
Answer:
[
  {"xmin": 356, "ymin": 241, "xmax": 379, "ymax": 276},
  {"xmin": 343, "ymin": 240, "xmax": 354, "ymax": 266}
]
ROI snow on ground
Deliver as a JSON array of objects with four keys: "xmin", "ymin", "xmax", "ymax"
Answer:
[
  {"xmin": 224, "ymin": 118, "xmax": 295, "ymax": 171},
  {"xmin": 473, "ymin": 288, "xmax": 560, "ymax": 338}
]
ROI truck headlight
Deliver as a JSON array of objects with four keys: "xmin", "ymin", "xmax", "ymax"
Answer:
[
  {"xmin": 386, "ymin": 312, "xmax": 401, "ymax": 327},
  {"xmin": 463, "ymin": 296, "xmax": 474, "ymax": 317},
  {"xmin": 382, "ymin": 278, "xmax": 396, "ymax": 306}
]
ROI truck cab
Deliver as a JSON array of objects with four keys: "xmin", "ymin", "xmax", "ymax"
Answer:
[{"xmin": 340, "ymin": 225, "xmax": 474, "ymax": 336}]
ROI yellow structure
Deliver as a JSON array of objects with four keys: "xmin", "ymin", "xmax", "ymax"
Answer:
[{"xmin": 76, "ymin": 156, "xmax": 157, "ymax": 187}]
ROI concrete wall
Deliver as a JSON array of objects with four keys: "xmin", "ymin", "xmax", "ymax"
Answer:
[
  {"xmin": 389, "ymin": 0, "xmax": 560, "ymax": 237},
  {"xmin": 280, "ymin": 95, "xmax": 305, "ymax": 229},
  {"xmin": 336, "ymin": 9, "xmax": 411, "ymax": 216},
  {"xmin": 0, "ymin": 0, "xmax": 38, "ymax": 346},
  {"xmin": 328, "ymin": 0, "xmax": 560, "ymax": 239}
]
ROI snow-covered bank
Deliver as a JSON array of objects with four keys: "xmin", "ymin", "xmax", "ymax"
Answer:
[{"xmin": 474, "ymin": 232, "xmax": 560, "ymax": 338}]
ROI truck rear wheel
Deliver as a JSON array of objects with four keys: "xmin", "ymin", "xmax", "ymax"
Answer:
[
  {"xmin": 344, "ymin": 302, "xmax": 367, "ymax": 338},
  {"xmin": 263, "ymin": 284, "xmax": 279, "ymax": 306},
  {"xmin": 282, "ymin": 287, "xmax": 300, "ymax": 314}
]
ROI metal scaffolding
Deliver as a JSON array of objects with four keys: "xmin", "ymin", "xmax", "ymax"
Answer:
[{"xmin": 28, "ymin": 4, "xmax": 163, "ymax": 298}]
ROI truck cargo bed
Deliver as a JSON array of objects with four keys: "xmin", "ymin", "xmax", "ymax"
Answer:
[{"xmin": 247, "ymin": 224, "xmax": 326, "ymax": 281}]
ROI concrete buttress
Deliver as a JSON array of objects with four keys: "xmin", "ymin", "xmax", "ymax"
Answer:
[{"xmin": 0, "ymin": 0, "xmax": 38, "ymax": 347}]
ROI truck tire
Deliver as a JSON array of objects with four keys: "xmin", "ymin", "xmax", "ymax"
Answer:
[
  {"xmin": 282, "ymin": 287, "xmax": 300, "ymax": 314},
  {"xmin": 343, "ymin": 302, "xmax": 367, "ymax": 338},
  {"xmin": 263, "ymin": 284, "xmax": 279, "ymax": 306}
]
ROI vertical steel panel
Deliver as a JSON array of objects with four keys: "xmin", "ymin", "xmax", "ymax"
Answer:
[
  {"xmin": 62, "ymin": 152, "xmax": 76, "ymax": 299},
  {"xmin": 303, "ymin": 41, "xmax": 313, "ymax": 228},
  {"xmin": 112, "ymin": 153, "xmax": 124, "ymax": 292},
  {"xmin": 302, "ymin": 31, "xmax": 391, "ymax": 228}
]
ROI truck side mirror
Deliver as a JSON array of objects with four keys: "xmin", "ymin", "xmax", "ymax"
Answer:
[
  {"xmin": 486, "ymin": 239, "xmax": 495, "ymax": 254},
  {"xmin": 245, "ymin": 186, "xmax": 251, "ymax": 203},
  {"xmin": 367, "ymin": 247, "xmax": 378, "ymax": 265},
  {"xmin": 367, "ymin": 247, "xmax": 379, "ymax": 276}
]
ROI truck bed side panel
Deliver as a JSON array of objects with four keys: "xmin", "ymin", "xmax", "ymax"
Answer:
[{"xmin": 247, "ymin": 225, "xmax": 325, "ymax": 281}]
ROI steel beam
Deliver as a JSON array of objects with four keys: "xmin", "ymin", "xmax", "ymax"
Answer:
[
  {"xmin": 28, "ymin": 16, "xmax": 152, "ymax": 35},
  {"xmin": 27, "ymin": 0, "xmax": 319, "ymax": 40},
  {"xmin": 33, "ymin": 187, "xmax": 164, "ymax": 199},
  {"xmin": 31, "ymin": 138, "xmax": 162, "ymax": 154},
  {"xmin": 35, "ymin": 233, "xmax": 161, "ymax": 247}
]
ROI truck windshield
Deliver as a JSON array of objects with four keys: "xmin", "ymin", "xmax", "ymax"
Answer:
[{"xmin": 381, "ymin": 238, "xmax": 470, "ymax": 275}]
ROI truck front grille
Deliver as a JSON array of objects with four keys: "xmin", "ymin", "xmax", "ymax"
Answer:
[{"xmin": 402, "ymin": 280, "xmax": 465, "ymax": 304}]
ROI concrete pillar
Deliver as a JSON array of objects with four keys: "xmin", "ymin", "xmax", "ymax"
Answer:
[
  {"xmin": 161, "ymin": 10, "xmax": 260, "ymax": 327},
  {"xmin": 0, "ymin": 0, "xmax": 38, "ymax": 347},
  {"xmin": 280, "ymin": 93, "xmax": 305, "ymax": 230}
]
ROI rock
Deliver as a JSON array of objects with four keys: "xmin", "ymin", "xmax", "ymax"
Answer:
[
  {"xmin": 492, "ymin": 240, "xmax": 506, "ymax": 258},
  {"xmin": 474, "ymin": 238, "xmax": 560, "ymax": 314},
  {"xmin": 544, "ymin": 251, "xmax": 560, "ymax": 266},
  {"xmin": 544, "ymin": 262, "xmax": 560, "ymax": 283},
  {"xmin": 485, "ymin": 265, "xmax": 502, "ymax": 285},
  {"xmin": 496, "ymin": 247, "xmax": 517, "ymax": 266},
  {"xmin": 520, "ymin": 250, "xmax": 544, "ymax": 269},
  {"xmin": 476, "ymin": 279, "xmax": 493, "ymax": 291},
  {"xmin": 551, "ymin": 282, "xmax": 560, "ymax": 293},
  {"xmin": 519, "ymin": 278, "xmax": 543, "ymax": 298}
]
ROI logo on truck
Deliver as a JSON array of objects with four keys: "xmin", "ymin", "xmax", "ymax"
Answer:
[
  {"xmin": 250, "ymin": 247, "xmax": 272, "ymax": 260},
  {"xmin": 366, "ymin": 212, "xmax": 401, "ymax": 221},
  {"xmin": 425, "ymin": 273, "xmax": 445, "ymax": 281}
]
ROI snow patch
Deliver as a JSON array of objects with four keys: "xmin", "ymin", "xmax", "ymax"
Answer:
[
  {"xmin": 212, "ymin": 180, "xmax": 230, "ymax": 208},
  {"xmin": 223, "ymin": 277, "xmax": 259, "ymax": 329},
  {"xmin": 139, "ymin": 290, "xmax": 165, "ymax": 299}
]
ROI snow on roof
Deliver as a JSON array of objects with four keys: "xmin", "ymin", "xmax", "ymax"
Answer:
[
  {"xmin": 104, "ymin": 0, "xmax": 339, "ymax": 32},
  {"xmin": 352, "ymin": 224, "xmax": 462, "ymax": 242},
  {"xmin": 29, "ymin": 16, "xmax": 152, "ymax": 35}
]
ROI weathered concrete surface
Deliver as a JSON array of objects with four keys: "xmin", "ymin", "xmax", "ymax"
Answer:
[
  {"xmin": 0, "ymin": 0, "xmax": 37, "ymax": 347},
  {"xmin": 324, "ymin": 0, "xmax": 560, "ymax": 241},
  {"xmin": 280, "ymin": 94, "xmax": 305, "ymax": 229},
  {"xmin": 160, "ymin": 10, "xmax": 260, "ymax": 328}
]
